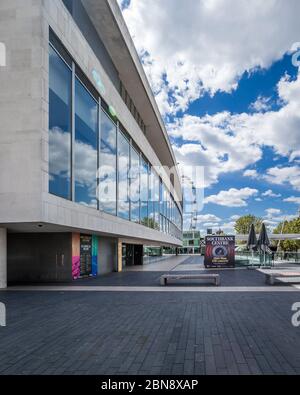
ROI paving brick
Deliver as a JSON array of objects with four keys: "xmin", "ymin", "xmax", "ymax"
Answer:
[{"xmin": 1, "ymin": 257, "xmax": 300, "ymax": 375}]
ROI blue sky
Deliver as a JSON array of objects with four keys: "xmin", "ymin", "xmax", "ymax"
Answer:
[{"xmin": 119, "ymin": 0, "xmax": 300, "ymax": 233}]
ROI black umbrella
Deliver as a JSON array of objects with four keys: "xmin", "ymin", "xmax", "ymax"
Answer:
[
  {"xmin": 247, "ymin": 223, "xmax": 257, "ymax": 251},
  {"xmin": 247, "ymin": 223, "xmax": 257, "ymax": 267},
  {"xmin": 258, "ymin": 223, "xmax": 270, "ymax": 265}
]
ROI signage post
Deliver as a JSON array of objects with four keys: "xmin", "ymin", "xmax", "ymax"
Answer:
[{"xmin": 205, "ymin": 235, "xmax": 235, "ymax": 268}]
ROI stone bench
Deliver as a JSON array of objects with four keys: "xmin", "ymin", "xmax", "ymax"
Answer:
[
  {"xmin": 160, "ymin": 273, "xmax": 220, "ymax": 286},
  {"xmin": 265, "ymin": 272, "xmax": 300, "ymax": 285}
]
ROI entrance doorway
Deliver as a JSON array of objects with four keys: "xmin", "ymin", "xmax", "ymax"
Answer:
[{"xmin": 123, "ymin": 244, "xmax": 144, "ymax": 267}]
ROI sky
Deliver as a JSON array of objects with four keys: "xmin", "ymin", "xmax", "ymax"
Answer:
[{"xmin": 117, "ymin": 0, "xmax": 300, "ymax": 234}]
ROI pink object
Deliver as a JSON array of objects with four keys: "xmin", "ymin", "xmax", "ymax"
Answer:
[{"xmin": 72, "ymin": 256, "xmax": 80, "ymax": 280}]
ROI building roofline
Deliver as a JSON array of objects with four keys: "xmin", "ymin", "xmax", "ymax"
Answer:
[
  {"xmin": 106, "ymin": 0, "xmax": 177, "ymax": 163},
  {"xmin": 81, "ymin": 0, "xmax": 181, "ymax": 193}
]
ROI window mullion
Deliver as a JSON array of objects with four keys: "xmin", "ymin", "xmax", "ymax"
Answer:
[{"xmin": 71, "ymin": 61, "xmax": 76, "ymax": 202}]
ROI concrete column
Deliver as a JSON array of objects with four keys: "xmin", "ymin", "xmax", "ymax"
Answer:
[
  {"xmin": 117, "ymin": 239, "xmax": 123, "ymax": 272},
  {"xmin": 0, "ymin": 228, "xmax": 7, "ymax": 289}
]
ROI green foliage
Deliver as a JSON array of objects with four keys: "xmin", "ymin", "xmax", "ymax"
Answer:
[
  {"xmin": 141, "ymin": 217, "xmax": 159, "ymax": 230},
  {"xmin": 234, "ymin": 215, "xmax": 263, "ymax": 235},
  {"xmin": 273, "ymin": 218, "xmax": 300, "ymax": 251}
]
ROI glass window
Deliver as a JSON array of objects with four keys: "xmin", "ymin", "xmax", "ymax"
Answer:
[
  {"xmin": 148, "ymin": 169, "xmax": 155, "ymax": 229},
  {"xmin": 118, "ymin": 131, "xmax": 130, "ymax": 220},
  {"xmin": 160, "ymin": 181, "xmax": 164, "ymax": 218},
  {"xmin": 140, "ymin": 158, "xmax": 149, "ymax": 226},
  {"xmin": 99, "ymin": 110, "xmax": 117, "ymax": 215},
  {"xmin": 74, "ymin": 78, "xmax": 98, "ymax": 208},
  {"xmin": 49, "ymin": 45, "xmax": 72, "ymax": 199},
  {"xmin": 154, "ymin": 175, "xmax": 160, "ymax": 230},
  {"xmin": 130, "ymin": 147, "xmax": 140, "ymax": 223}
]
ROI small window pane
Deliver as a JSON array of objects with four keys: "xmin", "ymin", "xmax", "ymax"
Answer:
[
  {"xmin": 140, "ymin": 159, "xmax": 149, "ymax": 226},
  {"xmin": 74, "ymin": 78, "xmax": 98, "ymax": 208},
  {"xmin": 49, "ymin": 45, "xmax": 72, "ymax": 200},
  {"xmin": 99, "ymin": 111, "xmax": 117, "ymax": 215},
  {"xmin": 130, "ymin": 147, "xmax": 140, "ymax": 223},
  {"xmin": 118, "ymin": 131, "xmax": 130, "ymax": 220}
]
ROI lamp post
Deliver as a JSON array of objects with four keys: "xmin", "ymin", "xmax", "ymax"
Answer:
[{"xmin": 277, "ymin": 217, "xmax": 287, "ymax": 253}]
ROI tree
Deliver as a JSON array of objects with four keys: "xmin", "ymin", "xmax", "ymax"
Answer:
[
  {"xmin": 141, "ymin": 217, "xmax": 159, "ymax": 230},
  {"xmin": 234, "ymin": 215, "xmax": 263, "ymax": 235},
  {"xmin": 273, "ymin": 218, "xmax": 300, "ymax": 251}
]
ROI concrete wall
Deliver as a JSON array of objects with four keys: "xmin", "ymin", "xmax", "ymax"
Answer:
[
  {"xmin": 8, "ymin": 233, "xmax": 72, "ymax": 283},
  {"xmin": 97, "ymin": 237, "xmax": 117, "ymax": 275},
  {"xmin": 0, "ymin": 0, "xmax": 44, "ymax": 223}
]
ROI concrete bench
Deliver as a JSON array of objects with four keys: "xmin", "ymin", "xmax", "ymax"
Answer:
[
  {"xmin": 160, "ymin": 273, "xmax": 220, "ymax": 286},
  {"xmin": 265, "ymin": 272, "xmax": 300, "ymax": 285}
]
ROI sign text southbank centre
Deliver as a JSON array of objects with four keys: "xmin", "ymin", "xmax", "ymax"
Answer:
[{"xmin": 204, "ymin": 236, "xmax": 235, "ymax": 268}]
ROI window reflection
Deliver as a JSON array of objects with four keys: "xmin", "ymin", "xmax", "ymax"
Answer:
[
  {"xmin": 140, "ymin": 159, "xmax": 149, "ymax": 226},
  {"xmin": 130, "ymin": 147, "xmax": 140, "ymax": 223},
  {"xmin": 49, "ymin": 38, "xmax": 183, "ymax": 236},
  {"xmin": 99, "ymin": 110, "xmax": 117, "ymax": 215},
  {"xmin": 74, "ymin": 78, "xmax": 98, "ymax": 208},
  {"xmin": 118, "ymin": 131, "xmax": 130, "ymax": 220},
  {"xmin": 49, "ymin": 45, "xmax": 72, "ymax": 199}
]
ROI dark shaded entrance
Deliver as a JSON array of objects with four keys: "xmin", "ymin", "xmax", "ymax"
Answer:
[{"xmin": 123, "ymin": 244, "xmax": 144, "ymax": 267}]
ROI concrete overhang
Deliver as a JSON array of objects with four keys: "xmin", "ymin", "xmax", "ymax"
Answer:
[
  {"xmin": 81, "ymin": 0, "xmax": 181, "ymax": 199},
  {"xmin": 3, "ymin": 223, "xmax": 182, "ymax": 247}
]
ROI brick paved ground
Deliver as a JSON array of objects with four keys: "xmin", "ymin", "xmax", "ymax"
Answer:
[{"xmin": 0, "ymin": 256, "xmax": 300, "ymax": 375}]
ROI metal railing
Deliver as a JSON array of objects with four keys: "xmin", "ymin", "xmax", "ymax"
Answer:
[{"xmin": 235, "ymin": 251, "xmax": 300, "ymax": 267}]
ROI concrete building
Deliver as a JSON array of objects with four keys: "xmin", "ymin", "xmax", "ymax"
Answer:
[
  {"xmin": 179, "ymin": 231, "xmax": 203, "ymax": 255},
  {"xmin": 0, "ymin": 0, "xmax": 183, "ymax": 287}
]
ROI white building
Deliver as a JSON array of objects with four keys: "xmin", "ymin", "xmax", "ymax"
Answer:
[{"xmin": 0, "ymin": 0, "xmax": 183, "ymax": 287}]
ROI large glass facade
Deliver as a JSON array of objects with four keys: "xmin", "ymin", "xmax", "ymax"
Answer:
[
  {"xmin": 118, "ymin": 131, "xmax": 130, "ymax": 220},
  {"xmin": 74, "ymin": 78, "xmax": 98, "ymax": 208},
  {"xmin": 48, "ymin": 34, "xmax": 183, "ymax": 238},
  {"xmin": 49, "ymin": 45, "xmax": 72, "ymax": 199},
  {"xmin": 99, "ymin": 110, "xmax": 117, "ymax": 215}
]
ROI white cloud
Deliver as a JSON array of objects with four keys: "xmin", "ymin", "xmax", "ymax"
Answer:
[
  {"xmin": 120, "ymin": 1, "xmax": 300, "ymax": 200},
  {"xmin": 264, "ymin": 166, "xmax": 300, "ymax": 191},
  {"xmin": 169, "ymin": 115, "xmax": 262, "ymax": 187},
  {"xmin": 262, "ymin": 189, "xmax": 281, "ymax": 198},
  {"xmin": 204, "ymin": 188, "xmax": 258, "ymax": 207},
  {"xmin": 121, "ymin": 0, "xmax": 300, "ymax": 115},
  {"xmin": 255, "ymin": 198, "xmax": 263, "ymax": 202},
  {"xmin": 203, "ymin": 222, "xmax": 220, "ymax": 228},
  {"xmin": 263, "ymin": 208, "xmax": 296, "ymax": 226},
  {"xmin": 284, "ymin": 196, "xmax": 300, "ymax": 204},
  {"xmin": 265, "ymin": 208, "xmax": 282, "ymax": 218},
  {"xmin": 249, "ymin": 96, "xmax": 272, "ymax": 112},
  {"xmin": 168, "ymin": 72, "xmax": 300, "ymax": 188},
  {"xmin": 221, "ymin": 222, "xmax": 236, "ymax": 232},
  {"xmin": 243, "ymin": 169, "xmax": 259, "ymax": 178},
  {"xmin": 264, "ymin": 215, "xmax": 296, "ymax": 227},
  {"xmin": 198, "ymin": 214, "xmax": 221, "ymax": 223},
  {"xmin": 231, "ymin": 215, "xmax": 240, "ymax": 221}
]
